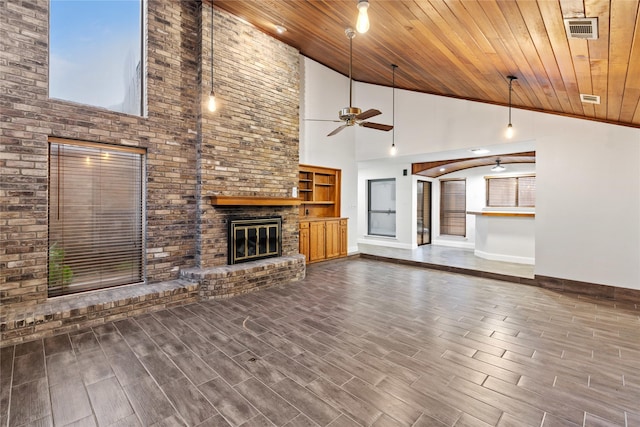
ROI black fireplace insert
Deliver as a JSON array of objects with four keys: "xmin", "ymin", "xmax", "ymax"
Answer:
[{"xmin": 227, "ymin": 216, "xmax": 282, "ymax": 265}]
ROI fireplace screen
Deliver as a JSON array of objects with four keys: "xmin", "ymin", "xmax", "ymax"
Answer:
[{"xmin": 228, "ymin": 216, "xmax": 282, "ymax": 265}]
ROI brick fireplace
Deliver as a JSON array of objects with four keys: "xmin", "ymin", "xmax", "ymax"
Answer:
[{"xmin": 182, "ymin": 196, "xmax": 305, "ymax": 299}]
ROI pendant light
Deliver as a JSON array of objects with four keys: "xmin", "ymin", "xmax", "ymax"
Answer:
[
  {"xmin": 356, "ymin": 0, "xmax": 370, "ymax": 34},
  {"xmin": 505, "ymin": 75, "xmax": 517, "ymax": 138},
  {"xmin": 390, "ymin": 64, "xmax": 398, "ymax": 156},
  {"xmin": 491, "ymin": 159, "xmax": 506, "ymax": 172},
  {"xmin": 207, "ymin": 2, "xmax": 217, "ymax": 112}
]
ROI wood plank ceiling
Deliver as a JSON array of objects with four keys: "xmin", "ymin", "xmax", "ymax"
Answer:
[{"xmin": 214, "ymin": 0, "xmax": 640, "ymax": 129}]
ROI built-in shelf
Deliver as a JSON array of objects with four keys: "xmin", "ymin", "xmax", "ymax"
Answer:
[
  {"xmin": 210, "ymin": 195, "xmax": 301, "ymax": 206},
  {"xmin": 298, "ymin": 164, "xmax": 341, "ymax": 216},
  {"xmin": 298, "ymin": 164, "xmax": 347, "ymax": 265}
]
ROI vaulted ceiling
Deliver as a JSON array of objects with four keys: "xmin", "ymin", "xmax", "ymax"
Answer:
[{"xmin": 214, "ymin": 0, "xmax": 640, "ymax": 129}]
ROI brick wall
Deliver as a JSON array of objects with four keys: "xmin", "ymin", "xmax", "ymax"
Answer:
[
  {"xmin": 197, "ymin": 7, "xmax": 300, "ymax": 267},
  {"xmin": 0, "ymin": 1, "xmax": 300, "ymax": 317}
]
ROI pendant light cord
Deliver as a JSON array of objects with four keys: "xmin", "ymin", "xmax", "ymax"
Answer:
[
  {"xmin": 348, "ymin": 31, "xmax": 353, "ymax": 107},
  {"xmin": 210, "ymin": 1, "xmax": 214, "ymax": 93},
  {"xmin": 508, "ymin": 78, "xmax": 512, "ymax": 125},
  {"xmin": 507, "ymin": 75, "xmax": 517, "ymax": 125},
  {"xmin": 392, "ymin": 64, "xmax": 397, "ymax": 145}
]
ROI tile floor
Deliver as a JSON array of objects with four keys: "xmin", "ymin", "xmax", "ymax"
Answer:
[
  {"xmin": 1, "ymin": 257, "xmax": 639, "ymax": 426},
  {"xmin": 358, "ymin": 244, "xmax": 535, "ymax": 279}
]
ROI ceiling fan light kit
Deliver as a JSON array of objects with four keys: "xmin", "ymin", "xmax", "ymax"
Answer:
[
  {"xmin": 491, "ymin": 159, "xmax": 506, "ymax": 172},
  {"xmin": 322, "ymin": 27, "xmax": 393, "ymax": 137}
]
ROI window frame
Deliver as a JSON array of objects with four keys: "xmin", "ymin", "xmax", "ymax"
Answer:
[
  {"xmin": 48, "ymin": 0, "xmax": 146, "ymax": 116},
  {"xmin": 440, "ymin": 178, "xmax": 466, "ymax": 237},
  {"xmin": 485, "ymin": 174, "xmax": 536, "ymax": 208},
  {"xmin": 367, "ymin": 178, "xmax": 397, "ymax": 237},
  {"xmin": 48, "ymin": 137, "xmax": 147, "ymax": 297}
]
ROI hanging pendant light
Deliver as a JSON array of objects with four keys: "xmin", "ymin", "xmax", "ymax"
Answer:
[
  {"xmin": 390, "ymin": 64, "xmax": 398, "ymax": 156},
  {"xmin": 491, "ymin": 159, "xmax": 506, "ymax": 172},
  {"xmin": 505, "ymin": 75, "xmax": 517, "ymax": 138},
  {"xmin": 356, "ymin": 0, "xmax": 370, "ymax": 34},
  {"xmin": 208, "ymin": 2, "xmax": 217, "ymax": 112}
]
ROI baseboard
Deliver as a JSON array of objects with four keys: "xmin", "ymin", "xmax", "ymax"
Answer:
[{"xmin": 534, "ymin": 275, "xmax": 640, "ymax": 302}]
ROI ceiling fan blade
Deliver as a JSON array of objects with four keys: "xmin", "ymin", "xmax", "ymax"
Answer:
[
  {"xmin": 305, "ymin": 119, "xmax": 343, "ymax": 122},
  {"xmin": 355, "ymin": 109, "xmax": 381, "ymax": 120},
  {"xmin": 360, "ymin": 122, "xmax": 393, "ymax": 131},
  {"xmin": 327, "ymin": 124, "xmax": 348, "ymax": 136}
]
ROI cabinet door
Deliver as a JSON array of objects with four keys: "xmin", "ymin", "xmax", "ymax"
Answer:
[
  {"xmin": 339, "ymin": 219, "xmax": 348, "ymax": 256},
  {"xmin": 299, "ymin": 222, "xmax": 310, "ymax": 263},
  {"xmin": 325, "ymin": 220, "xmax": 340, "ymax": 259},
  {"xmin": 309, "ymin": 221, "xmax": 326, "ymax": 262}
]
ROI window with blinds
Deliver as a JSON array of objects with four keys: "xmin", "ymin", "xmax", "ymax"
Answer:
[
  {"xmin": 49, "ymin": 139, "xmax": 145, "ymax": 296},
  {"xmin": 440, "ymin": 179, "xmax": 466, "ymax": 237},
  {"xmin": 486, "ymin": 175, "xmax": 536, "ymax": 207}
]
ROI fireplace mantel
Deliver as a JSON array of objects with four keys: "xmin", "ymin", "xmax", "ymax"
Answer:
[{"xmin": 210, "ymin": 195, "xmax": 301, "ymax": 207}]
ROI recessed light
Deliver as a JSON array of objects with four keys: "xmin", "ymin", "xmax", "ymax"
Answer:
[
  {"xmin": 470, "ymin": 148, "xmax": 490, "ymax": 155},
  {"xmin": 275, "ymin": 25, "xmax": 287, "ymax": 34}
]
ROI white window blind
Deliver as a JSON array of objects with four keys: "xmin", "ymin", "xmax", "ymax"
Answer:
[
  {"xmin": 488, "ymin": 177, "xmax": 517, "ymax": 207},
  {"xmin": 440, "ymin": 179, "xmax": 466, "ymax": 236},
  {"xmin": 517, "ymin": 176, "xmax": 536, "ymax": 207},
  {"xmin": 49, "ymin": 139, "xmax": 145, "ymax": 296},
  {"xmin": 487, "ymin": 175, "xmax": 536, "ymax": 207}
]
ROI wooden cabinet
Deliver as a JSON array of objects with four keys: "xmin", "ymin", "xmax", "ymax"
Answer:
[
  {"xmin": 339, "ymin": 219, "xmax": 348, "ymax": 256},
  {"xmin": 325, "ymin": 220, "xmax": 341, "ymax": 259},
  {"xmin": 299, "ymin": 164, "xmax": 348, "ymax": 264},
  {"xmin": 299, "ymin": 218, "xmax": 348, "ymax": 264},
  {"xmin": 299, "ymin": 221, "xmax": 310, "ymax": 263},
  {"xmin": 308, "ymin": 221, "xmax": 326, "ymax": 262}
]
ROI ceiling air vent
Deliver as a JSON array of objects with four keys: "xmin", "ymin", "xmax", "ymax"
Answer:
[
  {"xmin": 564, "ymin": 17, "xmax": 598, "ymax": 39},
  {"xmin": 580, "ymin": 94, "xmax": 600, "ymax": 104}
]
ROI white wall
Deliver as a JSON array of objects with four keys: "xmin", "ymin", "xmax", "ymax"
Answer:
[
  {"xmin": 300, "ymin": 56, "xmax": 640, "ymax": 290},
  {"xmin": 299, "ymin": 57, "xmax": 359, "ymax": 253},
  {"xmin": 536, "ymin": 121, "xmax": 640, "ymax": 289}
]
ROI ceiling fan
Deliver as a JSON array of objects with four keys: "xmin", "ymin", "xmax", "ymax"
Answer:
[{"xmin": 313, "ymin": 28, "xmax": 393, "ymax": 137}]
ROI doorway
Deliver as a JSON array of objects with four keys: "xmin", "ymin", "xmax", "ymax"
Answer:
[{"xmin": 417, "ymin": 180, "xmax": 431, "ymax": 245}]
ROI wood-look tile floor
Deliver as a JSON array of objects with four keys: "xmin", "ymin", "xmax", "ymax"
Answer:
[{"xmin": 2, "ymin": 258, "xmax": 639, "ymax": 427}]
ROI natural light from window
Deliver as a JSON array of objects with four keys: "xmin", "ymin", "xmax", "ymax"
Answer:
[{"xmin": 49, "ymin": 0, "xmax": 143, "ymax": 115}]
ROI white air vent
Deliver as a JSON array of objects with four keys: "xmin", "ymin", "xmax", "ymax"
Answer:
[
  {"xmin": 564, "ymin": 18, "xmax": 598, "ymax": 39},
  {"xmin": 580, "ymin": 94, "xmax": 600, "ymax": 104}
]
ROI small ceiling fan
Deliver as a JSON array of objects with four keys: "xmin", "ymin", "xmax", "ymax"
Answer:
[{"xmin": 312, "ymin": 28, "xmax": 393, "ymax": 137}]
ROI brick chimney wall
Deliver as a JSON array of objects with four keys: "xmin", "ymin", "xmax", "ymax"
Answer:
[
  {"xmin": 0, "ymin": 0, "xmax": 300, "ymax": 313},
  {"xmin": 197, "ymin": 6, "xmax": 300, "ymax": 267}
]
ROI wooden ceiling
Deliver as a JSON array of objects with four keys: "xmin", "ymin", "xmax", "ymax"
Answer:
[
  {"xmin": 214, "ymin": 0, "xmax": 640, "ymax": 129},
  {"xmin": 412, "ymin": 151, "xmax": 536, "ymax": 177}
]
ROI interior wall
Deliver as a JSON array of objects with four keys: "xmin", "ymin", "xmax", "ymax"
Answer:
[
  {"xmin": 198, "ymin": 8, "xmax": 301, "ymax": 267},
  {"xmin": 1, "ymin": 0, "xmax": 201, "ymax": 308},
  {"xmin": 299, "ymin": 57, "xmax": 359, "ymax": 253},
  {"xmin": 356, "ymin": 162, "xmax": 415, "ymax": 249},
  {"xmin": 431, "ymin": 163, "xmax": 536, "ymax": 249},
  {"xmin": 300, "ymin": 60, "xmax": 640, "ymax": 290},
  {"xmin": 536, "ymin": 121, "xmax": 640, "ymax": 290}
]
